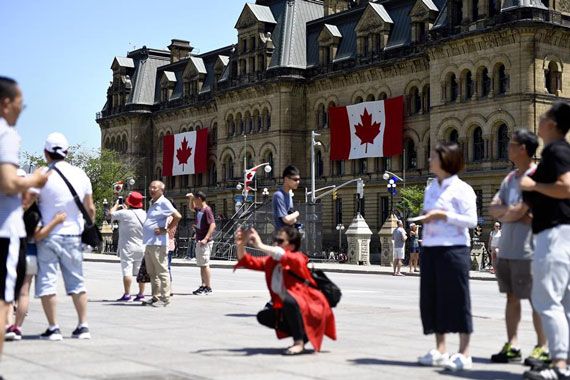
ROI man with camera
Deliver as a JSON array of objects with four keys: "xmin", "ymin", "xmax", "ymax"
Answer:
[{"xmin": 109, "ymin": 192, "xmax": 146, "ymax": 302}]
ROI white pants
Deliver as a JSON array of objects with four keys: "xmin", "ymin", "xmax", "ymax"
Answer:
[{"xmin": 532, "ymin": 224, "xmax": 570, "ymax": 360}]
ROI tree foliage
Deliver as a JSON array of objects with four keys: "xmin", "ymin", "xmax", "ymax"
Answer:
[
  {"xmin": 395, "ymin": 185, "xmax": 425, "ymax": 220},
  {"xmin": 21, "ymin": 147, "xmax": 137, "ymax": 225}
]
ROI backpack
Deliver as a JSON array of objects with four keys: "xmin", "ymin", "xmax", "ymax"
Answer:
[{"xmin": 288, "ymin": 268, "xmax": 342, "ymax": 308}]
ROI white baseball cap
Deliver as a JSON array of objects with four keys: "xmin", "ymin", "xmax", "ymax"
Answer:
[{"xmin": 44, "ymin": 132, "xmax": 69, "ymax": 157}]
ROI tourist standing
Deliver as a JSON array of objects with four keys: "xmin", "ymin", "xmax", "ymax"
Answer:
[
  {"xmin": 272, "ymin": 165, "xmax": 301, "ymax": 229},
  {"xmin": 392, "ymin": 220, "xmax": 407, "ymax": 276},
  {"xmin": 417, "ymin": 142, "xmax": 477, "ymax": 371}
]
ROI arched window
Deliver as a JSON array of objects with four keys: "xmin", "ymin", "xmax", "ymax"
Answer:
[
  {"xmin": 316, "ymin": 151, "xmax": 324, "ymax": 177},
  {"xmin": 254, "ymin": 110, "xmax": 262, "ymax": 132},
  {"xmin": 239, "ymin": 119, "xmax": 244, "ymax": 135},
  {"xmin": 366, "ymin": 94, "xmax": 375, "ymax": 102},
  {"xmin": 449, "ymin": 129, "xmax": 459, "ymax": 143},
  {"xmin": 262, "ymin": 108, "xmax": 271, "ymax": 131},
  {"xmin": 317, "ymin": 103, "xmax": 326, "ymax": 129},
  {"xmin": 354, "ymin": 96, "xmax": 363, "ymax": 104},
  {"xmin": 378, "ymin": 92, "xmax": 388, "ymax": 100},
  {"xmin": 546, "ymin": 61, "xmax": 562, "ymax": 95},
  {"xmin": 409, "ymin": 87, "xmax": 421, "ymax": 114},
  {"xmin": 473, "ymin": 127, "xmax": 484, "ymax": 162},
  {"xmin": 209, "ymin": 162, "xmax": 217, "ymax": 185},
  {"xmin": 446, "ymin": 73, "xmax": 458, "ymax": 102},
  {"xmin": 422, "ymin": 85, "xmax": 430, "ymax": 113},
  {"xmin": 225, "ymin": 157, "xmax": 234, "ymax": 180},
  {"xmin": 227, "ymin": 116, "xmax": 235, "ymax": 137},
  {"xmin": 495, "ymin": 64, "xmax": 508, "ymax": 95},
  {"xmin": 497, "ymin": 124, "xmax": 509, "ymax": 160},
  {"xmin": 211, "ymin": 123, "xmax": 218, "ymax": 145},
  {"xmin": 245, "ymin": 112, "xmax": 252, "ymax": 134},
  {"xmin": 405, "ymin": 139, "xmax": 417, "ymax": 169},
  {"xmin": 461, "ymin": 71, "xmax": 474, "ymax": 101},
  {"xmin": 479, "ymin": 67, "xmax": 491, "ymax": 98}
]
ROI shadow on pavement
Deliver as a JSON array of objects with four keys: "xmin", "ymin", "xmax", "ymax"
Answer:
[
  {"xmin": 438, "ymin": 369, "xmax": 521, "ymax": 379},
  {"xmin": 225, "ymin": 313, "xmax": 257, "ymax": 318},
  {"xmin": 193, "ymin": 347, "xmax": 315, "ymax": 356},
  {"xmin": 349, "ymin": 358, "xmax": 420, "ymax": 367}
]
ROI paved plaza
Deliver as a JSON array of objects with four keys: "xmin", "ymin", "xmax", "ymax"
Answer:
[{"xmin": 1, "ymin": 258, "xmax": 536, "ymax": 380}]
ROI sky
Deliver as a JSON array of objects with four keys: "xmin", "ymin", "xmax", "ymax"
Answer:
[{"xmin": 1, "ymin": 0, "xmax": 247, "ymax": 157}]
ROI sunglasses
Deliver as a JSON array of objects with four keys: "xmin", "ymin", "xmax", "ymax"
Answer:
[
  {"xmin": 273, "ymin": 238, "xmax": 285, "ymax": 244},
  {"xmin": 288, "ymin": 177, "xmax": 300, "ymax": 182}
]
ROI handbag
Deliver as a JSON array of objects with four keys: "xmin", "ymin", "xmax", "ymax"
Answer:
[
  {"xmin": 137, "ymin": 258, "xmax": 151, "ymax": 283},
  {"xmin": 52, "ymin": 165, "xmax": 102, "ymax": 248},
  {"xmin": 288, "ymin": 267, "xmax": 342, "ymax": 308}
]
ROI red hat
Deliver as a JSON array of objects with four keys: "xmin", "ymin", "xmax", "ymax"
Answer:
[{"xmin": 125, "ymin": 191, "xmax": 144, "ymax": 209}]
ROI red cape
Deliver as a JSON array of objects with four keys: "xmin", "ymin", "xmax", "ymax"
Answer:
[{"xmin": 235, "ymin": 250, "xmax": 337, "ymax": 351}]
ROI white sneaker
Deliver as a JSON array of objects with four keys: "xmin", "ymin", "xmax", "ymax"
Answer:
[
  {"xmin": 443, "ymin": 353, "xmax": 473, "ymax": 371},
  {"xmin": 418, "ymin": 349, "xmax": 450, "ymax": 366}
]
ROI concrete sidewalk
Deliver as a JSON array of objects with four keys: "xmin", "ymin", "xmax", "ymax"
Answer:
[{"xmin": 84, "ymin": 252, "xmax": 497, "ymax": 281}]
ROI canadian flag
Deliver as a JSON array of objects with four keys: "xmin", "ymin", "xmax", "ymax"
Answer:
[
  {"xmin": 329, "ymin": 96, "xmax": 404, "ymax": 160},
  {"xmin": 162, "ymin": 130, "xmax": 208, "ymax": 176}
]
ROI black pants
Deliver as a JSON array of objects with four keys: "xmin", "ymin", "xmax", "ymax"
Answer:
[
  {"xmin": 0, "ymin": 237, "xmax": 26, "ymax": 303},
  {"xmin": 257, "ymin": 294, "xmax": 305, "ymax": 342}
]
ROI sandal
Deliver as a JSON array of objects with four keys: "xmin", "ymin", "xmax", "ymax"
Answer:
[{"xmin": 283, "ymin": 346, "xmax": 305, "ymax": 356}]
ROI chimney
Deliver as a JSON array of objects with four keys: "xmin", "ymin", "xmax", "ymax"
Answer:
[{"xmin": 168, "ymin": 39, "xmax": 193, "ymax": 63}]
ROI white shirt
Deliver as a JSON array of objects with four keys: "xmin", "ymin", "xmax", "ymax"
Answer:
[
  {"xmin": 38, "ymin": 161, "xmax": 93, "ymax": 236},
  {"xmin": 422, "ymin": 175, "xmax": 478, "ymax": 247},
  {"xmin": 0, "ymin": 117, "xmax": 25, "ymax": 238},
  {"xmin": 490, "ymin": 229, "xmax": 502, "ymax": 248},
  {"xmin": 111, "ymin": 208, "xmax": 146, "ymax": 255}
]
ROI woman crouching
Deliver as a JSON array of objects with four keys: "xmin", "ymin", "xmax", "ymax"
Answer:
[{"xmin": 234, "ymin": 226, "xmax": 336, "ymax": 355}]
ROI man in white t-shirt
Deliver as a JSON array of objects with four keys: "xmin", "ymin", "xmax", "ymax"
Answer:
[
  {"xmin": 0, "ymin": 77, "xmax": 48, "ymax": 356},
  {"xmin": 36, "ymin": 132, "xmax": 95, "ymax": 341}
]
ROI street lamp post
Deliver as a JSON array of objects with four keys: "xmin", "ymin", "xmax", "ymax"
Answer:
[
  {"xmin": 383, "ymin": 171, "xmax": 403, "ymax": 217},
  {"xmin": 310, "ymin": 130, "xmax": 321, "ymax": 204},
  {"xmin": 336, "ymin": 223, "xmax": 345, "ymax": 253}
]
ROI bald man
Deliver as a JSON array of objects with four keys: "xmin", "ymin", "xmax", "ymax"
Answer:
[{"xmin": 141, "ymin": 181, "xmax": 181, "ymax": 307}]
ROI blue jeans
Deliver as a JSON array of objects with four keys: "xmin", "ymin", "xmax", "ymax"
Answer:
[
  {"xmin": 168, "ymin": 250, "xmax": 174, "ymax": 282},
  {"xmin": 36, "ymin": 235, "xmax": 86, "ymax": 297}
]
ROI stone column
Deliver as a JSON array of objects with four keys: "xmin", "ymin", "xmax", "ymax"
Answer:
[
  {"xmin": 378, "ymin": 213, "xmax": 398, "ymax": 266},
  {"xmin": 345, "ymin": 213, "xmax": 372, "ymax": 265}
]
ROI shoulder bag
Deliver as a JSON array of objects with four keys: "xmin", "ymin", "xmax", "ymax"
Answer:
[
  {"xmin": 288, "ymin": 267, "xmax": 342, "ymax": 308},
  {"xmin": 52, "ymin": 165, "xmax": 102, "ymax": 248}
]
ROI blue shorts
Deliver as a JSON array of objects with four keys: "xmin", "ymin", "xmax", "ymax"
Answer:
[{"xmin": 36, "ymin": 235, "xmax": 86, "ymax": 297}]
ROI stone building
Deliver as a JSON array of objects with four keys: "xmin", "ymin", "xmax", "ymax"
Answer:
[{"xmin": 96, "ymin": 0, "xmax": 570, "ymax": 254}]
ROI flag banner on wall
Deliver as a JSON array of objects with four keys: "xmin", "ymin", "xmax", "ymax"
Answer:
[
  {"xmin": 162, "ymin": 130, "xmax": 208, "ymax": 176},
  {"xmin": 329, "ymin": 96, "xmax": 404, "ymax": 160}
]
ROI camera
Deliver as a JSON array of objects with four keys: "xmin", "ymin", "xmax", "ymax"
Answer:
[{"xmin": 118, "ymin": 196, "xmax": 124, "ymax": 205}]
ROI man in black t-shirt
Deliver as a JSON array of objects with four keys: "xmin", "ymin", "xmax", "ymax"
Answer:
[{"xmin": 521, "ymin": 101, "xmax": 570, "ymax": 380}]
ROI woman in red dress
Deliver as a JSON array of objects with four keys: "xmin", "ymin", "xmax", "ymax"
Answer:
[{"xmin": 234, "ymin": 226, "xmax": 336, "ymax": 355}]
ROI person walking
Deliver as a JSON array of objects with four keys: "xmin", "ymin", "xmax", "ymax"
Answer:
[
  {"xmin": 109, "ymin": 192, "xmax": 146, "ymax": 302},
  {"xmin": 234, "ymin": 226, "xmax": 336, "ymax": 354},
  {"xmin": 417, "ymin": 142, "xmax": 478, "ymax": 372},
  {"xmin": 0, "ymin": 76, "xmax": 48, "ymax": 352},
  {"xmin": 141, "ymin": 181, "xmax": 181, "ymax": 307},
  {"xmin": 488, "ymin": 222, "xmax": 502, "ymax": 274},
  {"xmin": 521, "ymin": 102, "xmax": 570, "ymax": 380},
  {"xmin": 488, "ymin": 129, "xmax": 549, "ymax": 366},
  {"xmin": 392, "ymin": 220, "xmax": 407, "ymax": 276},
  {"xmin": 186, "ymin": 191, "xmax": 216, "ymax": 295},
  {"xmin": 272, "ymin": 165, "xmax": 301, "ymax": 229},
  {"xmin": 408, "ymin": 223, "xmax": 420, "ymax": 273},
  {"xmin": 36, "ymin": 132, "xmax": 95, "ymax": 341}
]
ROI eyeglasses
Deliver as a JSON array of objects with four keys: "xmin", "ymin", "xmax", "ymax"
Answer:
[
  {"xmin": 273, "ymin": 238, "xmax": 285, "ymax": 244},
  {"xmin": 288, "ymin": 177, "xmax": 300, "ymax": 182}
]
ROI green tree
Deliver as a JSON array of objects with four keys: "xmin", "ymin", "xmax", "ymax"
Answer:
[
  {"xmin": 21, "ymin": 147, "xmax": 137, "ymax": 225},
  {"xmin": 396, "ymin": 185, "xmax": 425, "ymax": 220}
]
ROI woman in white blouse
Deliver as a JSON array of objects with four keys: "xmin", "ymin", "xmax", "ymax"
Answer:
[{"xmin": 417, "ymin": 142, "xmax": 478, "ymax": 372}]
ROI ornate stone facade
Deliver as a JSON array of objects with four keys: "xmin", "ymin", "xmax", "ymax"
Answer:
[{"xmin": 97, "ymin": 0, "xmax": 570, "ymax": 252}]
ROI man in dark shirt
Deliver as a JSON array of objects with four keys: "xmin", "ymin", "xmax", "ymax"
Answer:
[
  {"xmin": 186, "ymin": 191, "xmax": 216, "ymax": 295},
  {"xmin": 272, "ymin": 165, "xmax": 300, "ymax": 229},
  {"xmin": 521, "ymin": 101, "xmax": 570, "ymax": 380}
]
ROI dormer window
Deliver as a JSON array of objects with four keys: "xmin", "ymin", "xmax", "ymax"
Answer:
[
  {"xmin": 355, "ymin": 3, "xmax": 393, "ymax": 56},
  {"xmin": 319, "ymin": 24, "xmax": 342, "ymax": 65},
  {"xmin": 410, "ymin": 0, "xmax": 438, "ymax": 43},
  {"xmin": 182, "ymin": 57, "xmax": 206, "ymax": 97},
  {"xmin": 110, "ymin": 56, "xmax": 135, "ymax": 109},
  {"xmin": 160, "ymin": 71, "xmax": 176, "ymax": 102}
]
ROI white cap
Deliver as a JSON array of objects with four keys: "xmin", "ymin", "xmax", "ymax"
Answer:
[{"xmin": 44, "ymin": 132, "xmax": 69, "ymax": 158}]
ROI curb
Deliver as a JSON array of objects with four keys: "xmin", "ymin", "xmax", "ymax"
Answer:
[{"xmin": 83, "ymin": 254, "xmax": 497, "ymax": 282}]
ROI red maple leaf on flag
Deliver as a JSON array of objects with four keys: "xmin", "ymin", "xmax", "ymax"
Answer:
[
  {"xmin": 354, "ymin": 108, "xmax": 381, "ymax": 153},
  {"xmin": 176, "ymin": 137, "xmax": 192, "ymax": 169}
]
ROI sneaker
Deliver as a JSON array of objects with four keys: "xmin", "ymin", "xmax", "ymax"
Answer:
[
  {"xmin": 133, "ymin": 294, "xmax": 145, "ymax": 302},
  {"xmin": 525, "ymin": 346, "xmax": 551, "ymax": 367},
  {"xmin": 4, "ymin": 325, "xmax": 21, "ymax": 341},
  {"xmin": 39, "ymin": 327, "xmax": 63, "ymax": 341},
  {"xmin": 71, "ymin": 326, "xmax": 91, "ymax": 340},
  {"xmin": 193, "ymin": 286, "xmax": 205, "ymax": 295},
  {"xmin": 524, "ymin": 366, "xmax": 570, "ymax": 380},
  {"xmin": 444, "ymin": 353, "xmax": 473, "ymax": 371},
  {"xmin": 418, "ymin": 349, "xmax": 450, "ymax": 367},
  {"xmin": 204, "ymin": 287, "xmax": 212, "ymax": 295},
  {"xmin": 491, "ymin": 342, "xmax": 522, "ymax": 363},
  {"xmin": 142, "ymin": 297, "xmax": 159, "ymax": 306},
  {"xmin": 116, "ymin": 294, "xmax": 131, "ymax": 302}
]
